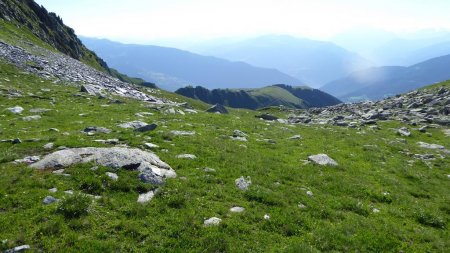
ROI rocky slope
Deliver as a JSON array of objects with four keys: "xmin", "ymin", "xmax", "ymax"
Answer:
[
  {"xmin": 0, "ymin": 0, "xmax": 108, "ymax": 71},
  {"xmin": 284, "ymin": 83, "xmax": 450, "ymax": 127},
  {"xmin": 0, "ymin": 40, "xmax": 171, "ymax": 104}
]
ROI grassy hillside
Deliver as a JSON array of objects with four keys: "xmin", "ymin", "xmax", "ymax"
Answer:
[
  {"xmin": 0, "ymin": 61, "xmax": 448, "ymax": 252},
  {"xmin": 176, "ymin": 85, "xmax": 341, "ymax": 110}
]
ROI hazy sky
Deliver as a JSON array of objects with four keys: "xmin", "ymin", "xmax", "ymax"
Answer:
[{"xmin": 35, "ymin": 0, "xmax": 450, "ymax": 43}]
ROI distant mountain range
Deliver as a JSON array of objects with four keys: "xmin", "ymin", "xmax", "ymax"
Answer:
[
  {"xmin": 175, "ymin": 84, "xmax": 341, "ymax": 110},
  {"xmin": 190, "ymin": 35, "xmax": 372, "ymax": 87},
  {"xmin": 321, "ymin": 54, "xmax": 450, "ymax": 101},
  {"xmin": 81, "ymin": 37, "xmax": 302, "ymax": 91}
]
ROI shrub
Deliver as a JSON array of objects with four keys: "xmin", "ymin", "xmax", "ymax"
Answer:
[{"xmin": 57, "ymin": 194, "xmax": 91, "ymax": 219}]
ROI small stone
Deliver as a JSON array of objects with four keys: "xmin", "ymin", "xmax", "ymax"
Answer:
[
  {"xmin": 289, "ymin": 135, "xmax": 302, "ymax": 140},
  {"xmin": 48, "ymin": 188, "xmax": 57, "ymax": 193},
  {"xmin": 43, "ymin": 143, "xmax": 54, "ymax": 149},
  {"xmin": 144, "ymin": 143, "xmax": 159, "ymax": 149},
  {"xmin": 12, "ymin": 138, "xmax": 21, "ymax": 144},
  {"xmin": 308, "ymin": 154, "xmax": 338, "ymax": 166},
  {"xmin": 397, "ymin": 127, "xmax": 411, "ymax": 137},
  {"xmin": 417, "ymin": 141, "xmax": 445, "ymax": 150},
  {"xmin": 22, "ymin": 115, "xmax": 41, "ymax": 121},
  {"xmin": 264, "ymin": 214, "xmax": 270, "ymax": 220},
  {"xmin": 170, "ymin": 130, "xmax": 196, "ymax": 136},
  {"xmin": 233, "ymin": 130, "xmax": 248, "ymax": 137},
  {"xmin": 135, "ymin": 123, "xmax": 157, "ymax": 132},
  {"xmin": 4, "ymin": 244, "xmax": 31, "ymax": 253},
  {"xmin": 204, "ymin": 217, "xmax": 222, "ymax": 226},
  {"xmin": 298, "ymin": 203, "xmax": 307, "ymax": 209},
  {"xmin": 235, "ymin": 176, "xmax": 251, "ymax": 191},
  {"xmin": 137, "ymin": 190, "xmax": 156, "ymax": 203},
  {"xmin": 64, "ymin": 190, "xmax": 74, "ymax": 195},
  {"xmin": 230, "ymin": 206, "xmax": 245, "ymax": 213},
  {"xmin": 7, "ymin": 106, "xmax": 24, "ymax": 114},
  {"xmin": 206, "ymin": 104, "xmax": 228, "ymax": 114},
  {"xmin": 106, "ymin": 172, "xmax": 119, "ymax": 181},
  {"xmin": 203, "ymin": 167, "xmax": 216, "ymax": 172},
  {"xmin": 176, "ymin": 154, "xmax": 197, "ymax": 159},
  {"xmin": 306, "ymin": 191, "xmax": 314, "ymax": 197},
  {"xmin": 230, "ymin": 136, "xmax": 248, "ymax": 142},
  {"xmin": 49, "ymin": 128, "xmax": 60, "ymax": 132},
  {"xmin": 43, "ymin": 196, "xmax": 58, "ymax": 205},
  {"xmin": 14, "ymin": 156, "xmax": 40, "ymax": 164},
  {"xmin": 52, "ymin": 169, "xmax": 65, "ymax": 174},
  {"xmin": 372, "ymin": 208, "xmax": 380, "ymax": 213}
]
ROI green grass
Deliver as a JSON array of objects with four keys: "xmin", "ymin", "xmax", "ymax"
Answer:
[{"xmin": 0, "ymin": 61, "xmax": 449, "ymax": 252}]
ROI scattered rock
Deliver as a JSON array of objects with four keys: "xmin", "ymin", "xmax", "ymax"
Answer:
[
  {"xmin": 235, "ymin": 176, "xmax": 251, "ymax": 191},
  {"xmin": 135, "ymin": 123, "xmax": 157, "ymax": 132},
  {"xmin": 7, "ymin": 106, "xmax": 24, "ymax": 114},
  {"xmin": 144, "ymin": 143, "xmax": 159, "ymax": 149},
  {"xmin": 372, "ymin": 208, "xmax": 380, "ymax": 213},
  {"xmin": 4, "ymin": 244, "xmax": 30, "ymax": 253},
  {"xmin": 49, "ymin": 188, "xmax": 57, "ymax": 193},
  {"xmin": 417, "ymin": 142, "xmax": 445, "ymax": 150},
  {"xmin": 308, "ymin": 154, "xmax": 338, "ymax": 166},
  {"xmin": 49, "ymin": 128, "xmax": 59, "ymax": 132},
  {"xmin": 14, "ymin": 156, "xmax": 40, "ymax": 164},
  {"xmin": 204, "ymin": 217, "xmax": 222, "ymax": 227},
  {"xmin": 306, "ymin": 191, "xmax": 314, "ymax": 197},
  {"xmin": 288, "ymin": 135, "xmax": 302, "ymax": 140},
  {"xmin": 397, "ymin": 127, "xmax": 411, "ymax": 137},
  {"xmin": 176, "ymin": 154, "xmax": 197, "ymax": 160},
  {"xmin": 264, "ymin": 214, "xmax": 270, "ymax": 220},
  {"xmin": 230, "ymin": 136, "xmax": 248, "ymax": 142},
  {"xmin": 30, "ymin": 108, "xmax": 51, "ymax": 113},
  {"xmin": 22, "ymin": 115, "xmax": 41, "ymax": 121},
  {"xmin": 203, "ymin": 167, "xmax": 216, "ymax": 172},
  {"xmin": 43, "ymin": 143, "xmax": 54, "ymax": 149},
  {"xmin": 106, "ymin": 172, "xmax": 119, "ymax": 181},
  {"xmin": 118, "ymin": 121, "xmax": 148, "ymax": 129},
  {"xmin": 170, "ymin": 130, "xmax": 196, "ymax": 136},
  {"xmin": 12, "ymin": 138, "xmax": 22, "ymax": 144},
  {"xmin": 137, "ymin": 190, "xmax": 156, "ymax": 203},
  {"xmin": 233, "ymin": 130, "xmax": 248, "ymax": 137},
  {"xmin": 83, "ymin": 126, "xmax": 112, "ymax": 134},
  {"xmin": 43, "ymin": 196, "xmax": 58, "ymax": 205},
  {"xmin": 298, "ymin": 203, "xmax": 307, "ymax": 209},
  {"xmin": 206, "ymin": 104, "xmax": 228, "ymax": 114},
  {"xmin": 230, "ymin": 206, "xmax": 245, "ymax": 213}
]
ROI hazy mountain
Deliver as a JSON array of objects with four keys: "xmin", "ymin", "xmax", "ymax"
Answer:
[
  {"xmin": 190, "ymin": 35, "xmax": 372, "ymax": 87},
  {"xmin": 81, "ymin": 37, "xmax": 302, "ymax": 91},
  {"xmin": 322, "ymin": 54, "xmax": 450, "ymax": 101},
  {"xmin": 176, "ymin": 84, "xmax": 341, "ymax": 110}
]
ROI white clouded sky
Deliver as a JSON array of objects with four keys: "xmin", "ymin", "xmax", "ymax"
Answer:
[{"xmin": 35, "ymin": 0, "xmax": 450, "ymax": 43}]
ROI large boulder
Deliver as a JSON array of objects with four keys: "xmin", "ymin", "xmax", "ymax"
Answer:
[
  {"xmin": 30, "ymin": 147, "xmax": 176, "ymax": 184},
  {"xmin": 308, "ymin": 154, "xmax": 338, "ymax": 166}
]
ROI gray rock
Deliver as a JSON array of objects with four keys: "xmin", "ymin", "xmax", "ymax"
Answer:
[
  {"xmin": 144, "ymin": 143, "xmax": 159, "ymax": 149},
  {"xmin": 397, "ymin": 127, "xmax": 411, "ymax": 137},
  {"xmin": 49, "ymin": 188, "xmax": 58, "ymax": 193},
  {"xmin": 22, "ymin": 115, "xmax": 41, "ymax": 121},
  {"xmin": 137, "ymin": 190, "xmax": 156, "ymax": 203},
  {"xmin": 30, "ymin": 108, "xmax": 51, "ymax": 113},
  {"xmin": 4, "ymin": 244, "xmax": 30, "ymax": 253},
  {"xmin": 235, "ymin": 176, "xmax": 251, "ymax": 191},
  {"xmin": 233, "ymin": 130, "xmax": 248, "ymax": 137},
  {"xmin": 135, "ymin": 123, "xmax": 157, "ymax": 132},
  {"xmin": 118, "ymin": 121, "xmax": 148, "ymax": 129},
  {"xmin": 43, "ymin": 143, "xmax": 54, "ymax": 149},
  {"xmin": 14, "ymin": 156, "xmax": 40, "ymax": 164},
  {"xmin": 308, "ymin": 154, "xmax": 338, "ymax": 166},
  {"xmin": 204, "ymin": 217, "xmax": 222, "ymax": 227},
  {"xmin": 206, "ymin": 104, "xmax": 228, "ymax": 114},
  {"xmin": 176, "ymin": 154, "xmax": 197, "ymax": 160},
  {"xmin": 7, "ymin": 106, "xmax": 24, "ymax": 114},
  {"xmin": 30, "ymin": 147, "xmax": 175, "ymax": 184},
  {"xmin": 230, "ymin": 136, "xmax": 248, "ymax": 142},
  {"xmin": 230, "ymin": 206, "xmax": 245, "ymax": 213},
  {"xmin": 12, "ymin": 138, "xmax": 22, "ymax": 144},
  {"xmin": 106, "ymin": 172, "xmax": 119, "ymax": 181},
  {"xmin": 83, "ymin": 126, "xmax": 112, "ymax": 134},
  {"xmin": 417, "ymin": 142, "xmax": 445, "ymax": 150},
  {"xmin": 43, "ymin": 196, "xmax": 58, "ymax": 205},
  {"xmin": 289, "ymin": 135, "xmax": 302, "ymax": 140},
  {"xmin": 170, "ymin": 130, "xmax": 196, "ymax": 136}
]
